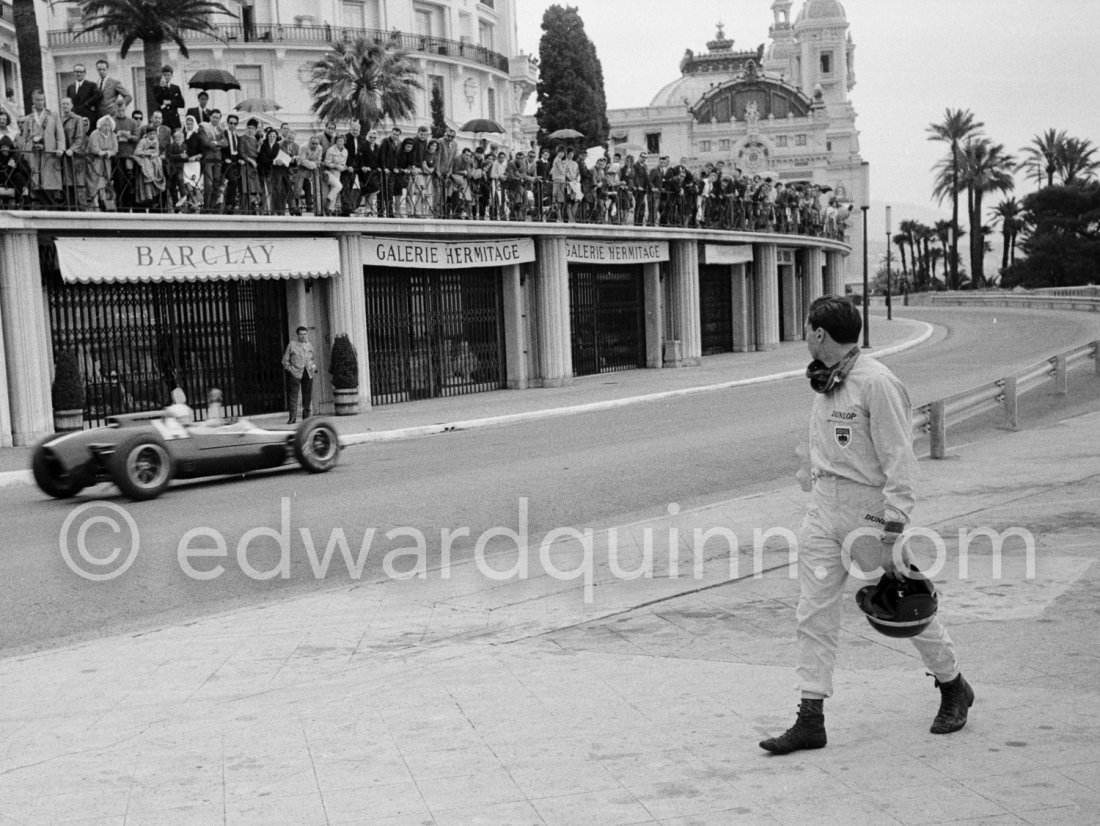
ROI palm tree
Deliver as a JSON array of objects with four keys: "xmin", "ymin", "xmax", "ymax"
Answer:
[
  {"xmin": 915, "ymin": 223, "xmax": 936, "ymax": 291},
  {"xmin": 898, "ymin": 219, "xmax": 920, "ymax": 288},
  {"xmin": 1019, "ymin": 128, "xmax": 1066, "ymax": 189},
  {"xmin": 991, "ymin": 197, "xmax": 1023, "ymax": 272},
  {"xmin": 958, "ymin": 138, "xmax": 1015, "ymax": 288},
  {"xmin": 928, "ymin": 109, "xmax": 984, "ymax": 290},
  {"xmin": 71, "ymin": 0, "xmax": 234, "ymax": 118},
  {"xmin": 1058, "ymin": 137, "xmax": 1100, "ymax": 185},
  {"xmin": 928, "ymin": 246, "xmax": 943, "ymax": 284},
  {"xmin": 13, "ymin": 0, "xmax": 45, "ymax": 113},
  {"xmin": 892, "ymin": 232, "xmax": 909, "ymax": 284},
  {"xmin": 932, "ymin": 219, "xmax": 952, "ymax": 285},
  {"xmin": 308, "ymin": 36, "xmax": 422, "ymax": 130}
]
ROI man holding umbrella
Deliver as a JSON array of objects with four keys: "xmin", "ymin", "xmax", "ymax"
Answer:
[{"xmin": 186, "ymin": 91, "xmax": 212, "ymax": 125}]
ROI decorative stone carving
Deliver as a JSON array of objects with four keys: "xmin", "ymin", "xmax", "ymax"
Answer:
[{"xmin": 744, "ymin": 100, "xmax": 760, "ymax": 128}]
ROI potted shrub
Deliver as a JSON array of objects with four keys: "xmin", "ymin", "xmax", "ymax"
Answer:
[
  {"xmin": 330, "ymin": 334, "xmax": 359, "ymax": 415},
  {"xmin": 52, "ymin": 352, "xmax": 85, "ymax": 432}
]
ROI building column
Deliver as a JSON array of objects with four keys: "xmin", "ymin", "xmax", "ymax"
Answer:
[
  {"xmin": 535, "ymin": 237, "xmax": 572, "ymax": 386},
  {"xmin": 780, "ymin": 262, "xmax": 799, "ymax": 342},
  {"xmin": 731, "ymin": 263, "xmax": 754, "ymax": 352},
  {"xmin": 332, "ymin": 234, "xmax": 371, "ymax": 409},
  {"xmin": 0, "ymin": 230, "xmax": 52, "ymax": 446},
  {"xmin": 667, "ymin": 241, "xmax": 701, "ymax": 366},
  {"xmin": 0, "ymin": 247, "xmax": 9, "ymax": 447},
  {"xmin": 802, "ymin": 247, "xmax": 825, "ymax": 321},
  {"xmin": 752, "ymin": 242, "xmax": 780, "ymax": 351},
  {"xmin": 643, "ymin": 262, "xmax": 663, "ymax": 368},
  {"xmin": 501, "ymin": 263, "xmax": 528, "ymax": 389},
  {"xmin": 825, "ymin": 250, "xmax": 846, "ymax": 296}
]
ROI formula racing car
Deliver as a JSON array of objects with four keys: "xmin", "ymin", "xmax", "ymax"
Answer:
[{"xmin": 32, "ymin": 412, "xmax": 341, "ymax": 501}]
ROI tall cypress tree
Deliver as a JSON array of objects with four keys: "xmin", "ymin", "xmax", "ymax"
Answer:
[
  {"xmin": 430, "ymin": 84, "xmax": 447, "ymax": 138},
  {"xmin": 535, "ymin": 5, "xmax": 610, "ymax": 146}
]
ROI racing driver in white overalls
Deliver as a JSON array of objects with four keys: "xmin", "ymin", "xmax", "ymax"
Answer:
[{"xmin": 760, "ymin": 296, "xmax": 974, "ymax": 755}]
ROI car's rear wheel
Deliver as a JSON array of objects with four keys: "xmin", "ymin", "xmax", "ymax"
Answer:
[
  {"xmin": 294, "ymin": 419, "xmax": 341, "ymax": 473},
  {"xmin": 108, "ymin": 434, "xmax": 174, "ymax": 500},
  {"xmin": 31, "ymin": 439, "xmax": 84, "ymax": 499}
]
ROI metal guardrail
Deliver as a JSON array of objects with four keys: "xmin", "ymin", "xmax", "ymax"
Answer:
[
  {"xmin": 1030, "ymin": 285, "xmax": 1100, "ymax": 297},
  {"xmin": 912, "ymin": 340, "xmax": 1099, "ymax": 458},
  {"xmin": 919, "ymin": 293, "xmax": 1100, "ymax": 313}
]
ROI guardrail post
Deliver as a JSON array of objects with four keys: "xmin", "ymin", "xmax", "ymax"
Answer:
[
  {"xmin": 929, "ymin": 400, "xmax": 946, "ymax": 460},
  {"xmin": 1003, "ymin": 376, "xmax": 1019, "ymax": 429},
  {"xmin": 1054, "ymin": 354, "xmax": 1068, "ymax": 395}
]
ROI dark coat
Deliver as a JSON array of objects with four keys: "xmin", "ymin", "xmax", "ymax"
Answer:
[
  {"xmin": 153, "ymin": 82, "xmax": 186, "ymax": 131},
  {"xmin": 66, "ymin": 80, "xmax": 102, "ymax": 123},
  {"xmin": 185, "ymin": 105, "xmax": 212, "ymax": 125}
]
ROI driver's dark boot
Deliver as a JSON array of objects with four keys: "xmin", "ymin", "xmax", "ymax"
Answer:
[
  {"xmin": 759, "ymin": 698, "xmax": 826, "ymax": 755},
  {"xmin": 931, "ymin": 674, "xmax": 974, "ymax": 734}
]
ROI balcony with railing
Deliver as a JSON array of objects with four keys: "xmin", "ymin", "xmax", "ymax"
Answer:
[{"xmin": 47, "ymin": 24, "xmax": 511, "ymax": 71}]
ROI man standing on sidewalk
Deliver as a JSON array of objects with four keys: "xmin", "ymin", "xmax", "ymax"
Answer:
[
  {"xmin": 282, "ymin": 326, "xmax": 317, "ymax": 424},
  {"xmin": 759, "ymin": 295, "xmax": 973, "ymax": 755}
]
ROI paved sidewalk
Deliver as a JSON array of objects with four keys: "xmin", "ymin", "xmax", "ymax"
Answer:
[{"xmin": 3, "ymin": 314, "xmax": 1099, "ymax": 824}]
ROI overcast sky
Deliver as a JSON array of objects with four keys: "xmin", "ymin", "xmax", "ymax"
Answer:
[{"xmin": 514, "ymin": 0, "xmax": 1100, "ymax": 233}]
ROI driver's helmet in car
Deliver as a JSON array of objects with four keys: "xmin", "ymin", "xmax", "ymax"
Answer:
[{"xmin": 165, "ymin": 387, "xmax": 194, "ymax": 424}]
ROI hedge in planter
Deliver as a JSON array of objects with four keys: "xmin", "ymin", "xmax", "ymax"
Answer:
[
  {"xmin": 330, "ymin": 334, "xmax": 359, "ymax": 415},
  {"xmin": 52, "ymin": 352, "xmax": 85, "ymax": 432}
]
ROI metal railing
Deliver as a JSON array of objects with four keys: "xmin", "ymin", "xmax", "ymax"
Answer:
[
  {"xmin": 47, "ymin": 24, "xmax": 511, "ymax": 70},
  {"xmin": 1028, "ymin": 285, "xmax": 1100, "ymax": 298},
  {"xmin": 912, "ymin": 340, "xmax": 1099, "ymax": 458},
  {"xmin": 0, "ymin": 147, "xmax": 851, "ymax": 239},
  {"xmin": 916, "ymin": 292, "xmax": 1100, "ymax": 313}
]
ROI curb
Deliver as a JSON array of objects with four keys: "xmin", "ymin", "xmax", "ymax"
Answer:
[
  {"xmin": 342, "ymin": 321, "xmax": 935, "ymax": 445},
  {"xmin": 0, "ymin": 322, "xmax": 934, "ymax": 489}
]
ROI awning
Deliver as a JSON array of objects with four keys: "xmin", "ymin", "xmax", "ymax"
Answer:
[
  {"xmin": 704, "ymin": 244, "xmax": 754, "ymax": 265},
  {"xmin": 54, "ymin": 237, "xmax": 341, "ymax": 283}
]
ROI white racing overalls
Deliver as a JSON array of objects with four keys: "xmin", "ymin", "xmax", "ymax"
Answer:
[{"xmin": 797, "ymin": 354, "xmax": 958, "ymax": 697}]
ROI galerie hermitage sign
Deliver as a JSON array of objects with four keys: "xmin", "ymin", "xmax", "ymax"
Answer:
[
  {"xmin": 565, "ymin": 240, "xmax": 669, "ymax": 264},
  {"xmin": 364, "ymin": 237, "xmax": 536, "ymax": 269}
]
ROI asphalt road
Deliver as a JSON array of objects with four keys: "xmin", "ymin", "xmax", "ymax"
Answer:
[{"xmin": 2, "ymin": 305, "xmax": 1099, "ymax": 656}]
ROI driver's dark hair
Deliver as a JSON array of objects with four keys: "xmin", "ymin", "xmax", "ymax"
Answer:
[
  {"xmin": 296, "ymin": 325, "xmax": 307, "ymax": 333},
  {"xmin": 807, "ymin": 295, "xmax": 861, "ymax": 344}
]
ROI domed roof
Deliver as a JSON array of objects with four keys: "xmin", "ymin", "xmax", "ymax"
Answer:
[
  {"xmin": 796, "ymin": 0, "xmax": 846, "ymax": 23},
  {"xmin": 650, "ymin": 72, "xmax": 737, "ymax": 108}
]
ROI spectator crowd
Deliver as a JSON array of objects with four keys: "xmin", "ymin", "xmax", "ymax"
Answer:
[{"xmin": 0, "ymin": 61, "xmax": 850, "ymax": 239}]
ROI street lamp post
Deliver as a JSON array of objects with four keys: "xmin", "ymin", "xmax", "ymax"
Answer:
[
  {"xmin": 861, "ymin": 204, "xmax": 870, "ymax": 347},
  {"xmin": 885, "ymin": 205, "xmax": 893, "ymax": 321}
]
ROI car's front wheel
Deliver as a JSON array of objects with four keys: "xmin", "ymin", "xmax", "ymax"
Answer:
[
  {"xmin": 108, "ymin": 433, "xmax": 174, "ymax": 500},
  {"xmin": 293, "ymin": 419, "xmax": 341, "ymax": 473},
  {"xmin": 31, "ymin": 439, "xmax": 85, "ymax": 499}
]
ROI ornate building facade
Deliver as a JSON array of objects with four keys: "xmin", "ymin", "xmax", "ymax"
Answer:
[
  {"xmin": 37, "ymin": 0, "xmax": 538, "ymax": 142},
  {"xmin": 601, "ymin": 0, "xmax": 867, "ymax": 263}
]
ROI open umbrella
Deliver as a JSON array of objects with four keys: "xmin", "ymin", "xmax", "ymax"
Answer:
[
  {"xmin": 234, "ymin": 97, "xmax": 281, "ymax": 113},
  {"xmin": 584, "ymin": 145, "xmax": 607, "ymax": 170},
  {"xmin": 459, "ymin": 118, "xmax": 505, "ymax": 134},
  {"xmin": 546, "ymin": 128, "xmax": 584, "ymax": 141},
  {"xmin": 188, "ymin": 68, "xmax": 241, "ymax": 92},
  {"xmin": 238, "ymin": 111, "xmax": 285, "ymax": 130}
]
